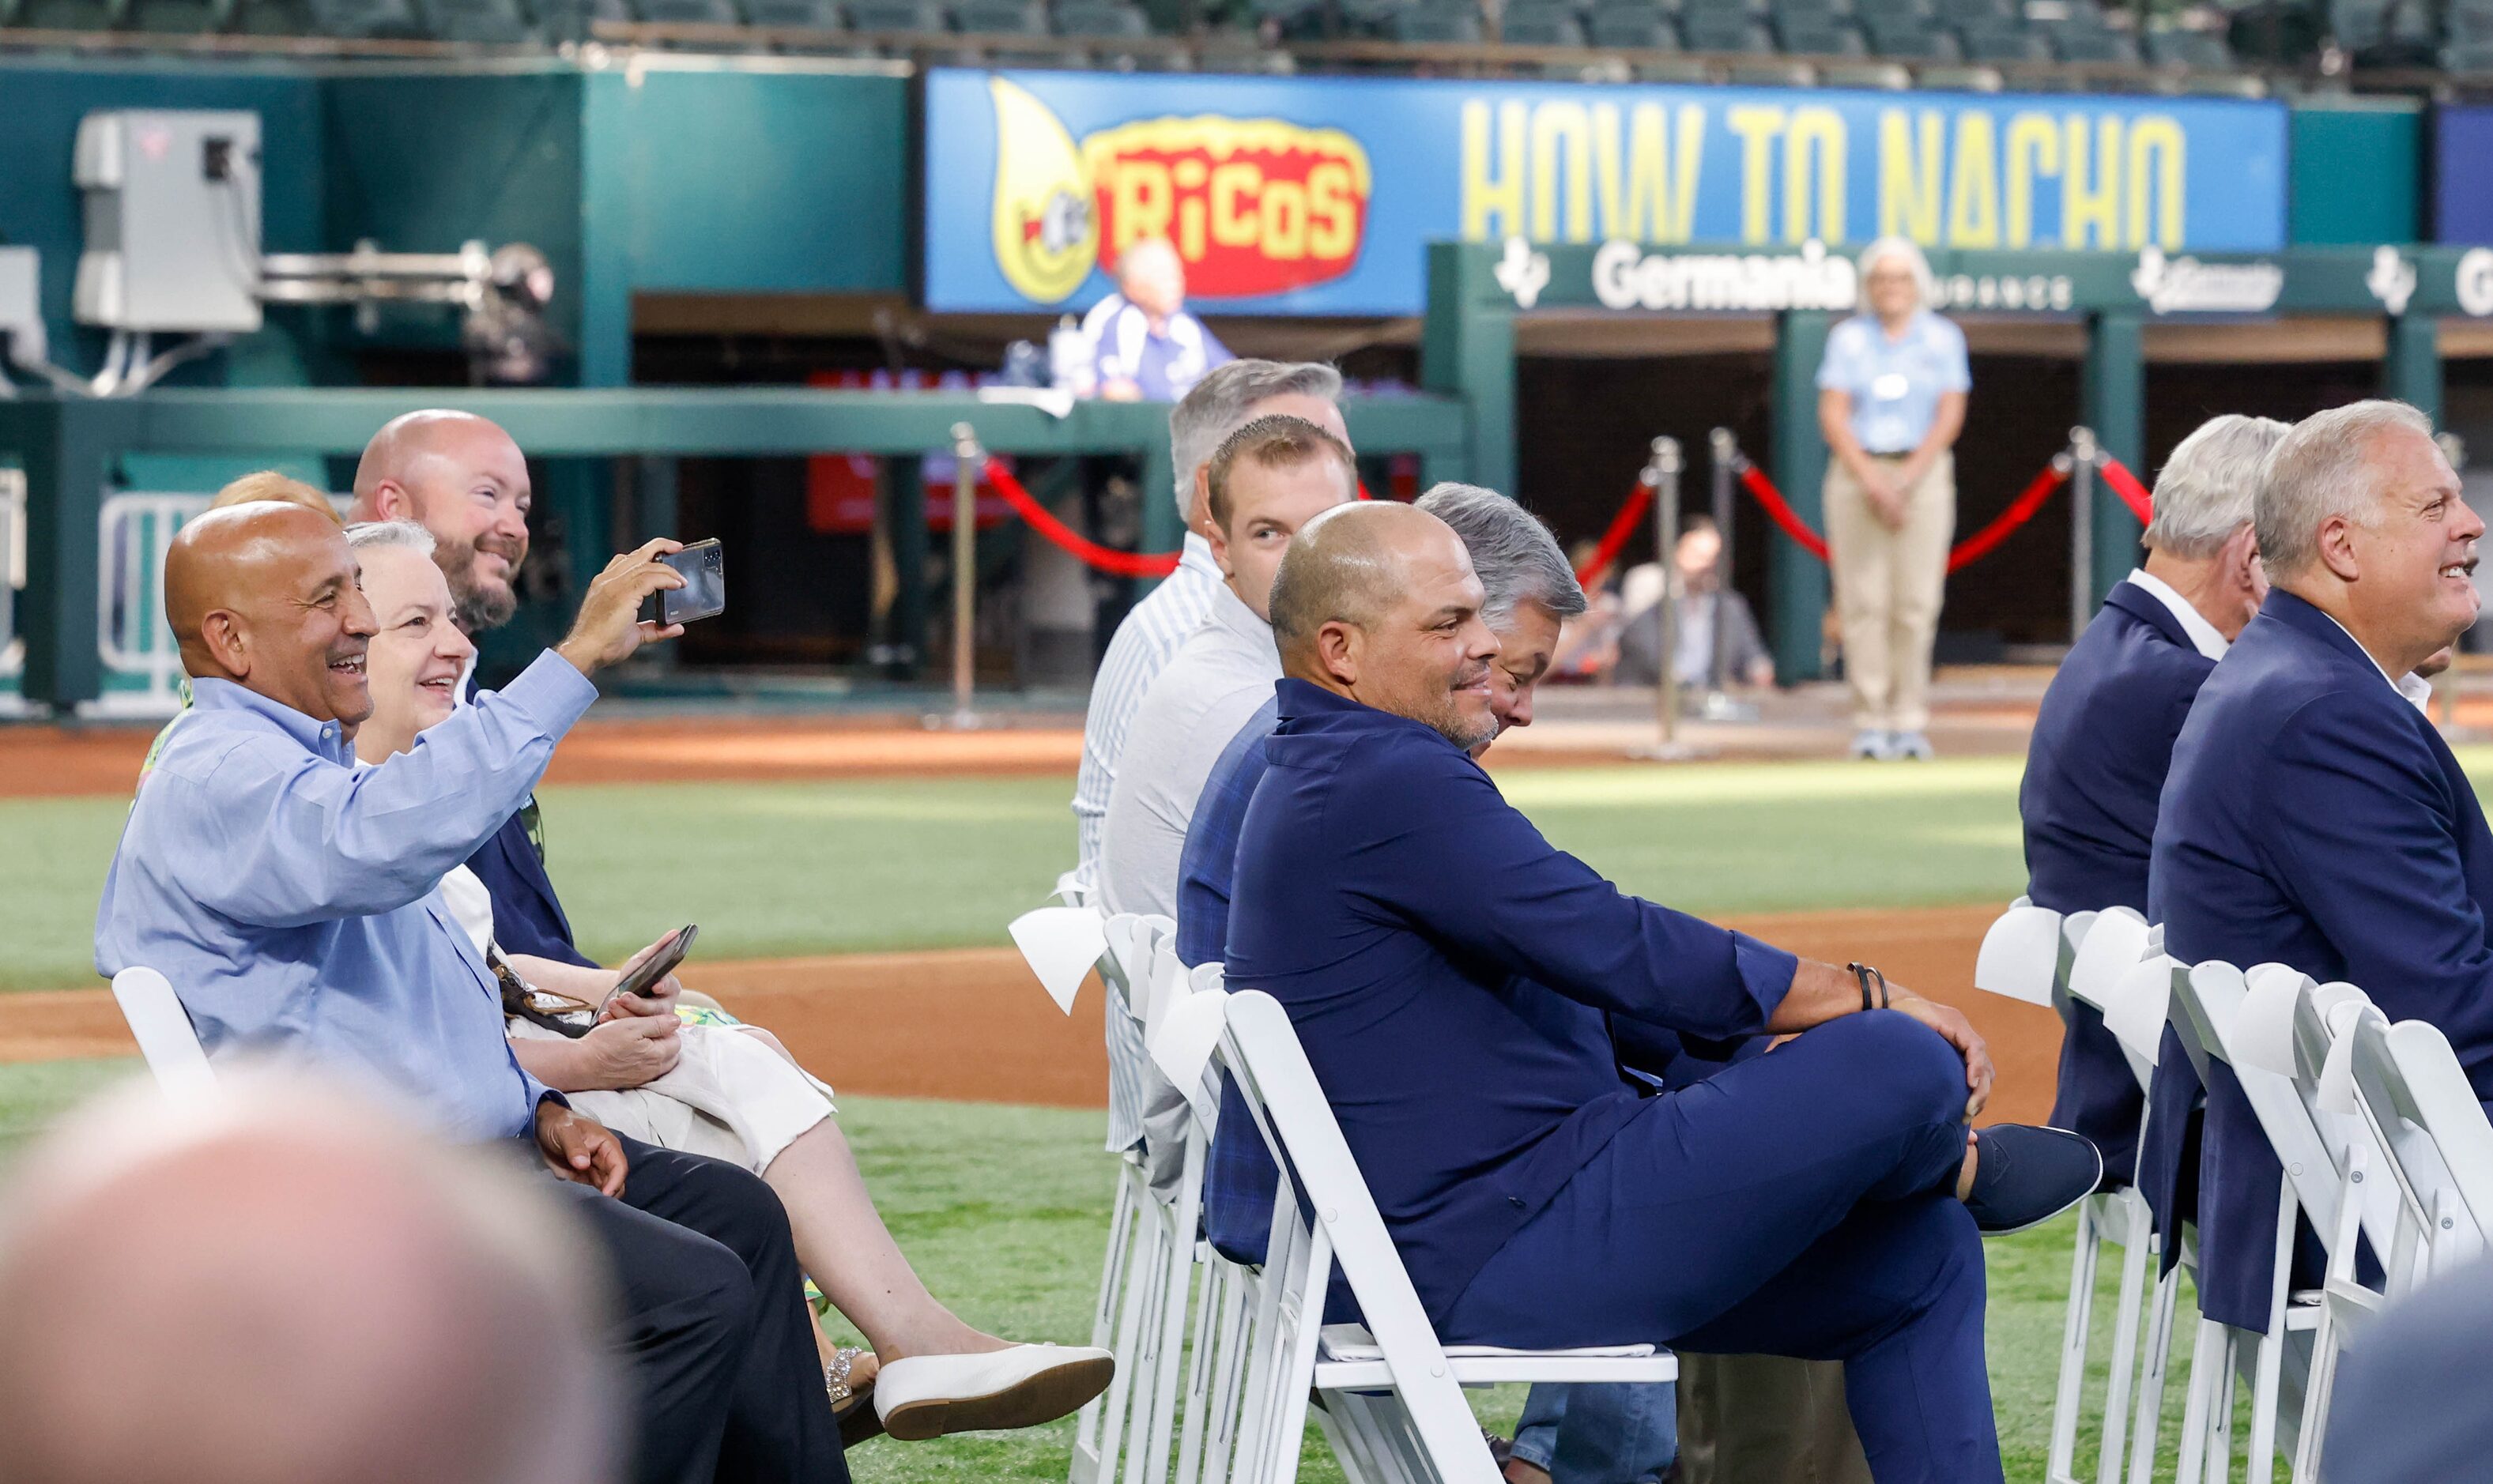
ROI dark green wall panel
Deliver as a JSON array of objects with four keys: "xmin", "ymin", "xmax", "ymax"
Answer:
[
  {"xmin": 593, "ymin": 69, "xmax": 907, "ymax": 295},
  {"xmin": 2290, "ymin": 100, "xmax": 2423, "ymax": 246}
]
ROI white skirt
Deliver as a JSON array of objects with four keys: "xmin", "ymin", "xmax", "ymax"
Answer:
[{"xmin": 510, "ymin": 1017, "xmax": 837, "ymax": 1173}]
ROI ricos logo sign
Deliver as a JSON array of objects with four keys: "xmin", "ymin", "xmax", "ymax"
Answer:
[{"xmin": 986, "ymin": 77, "xmax": 1372, "ymax": 305}]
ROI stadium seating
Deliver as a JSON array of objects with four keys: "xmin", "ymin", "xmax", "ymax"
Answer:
[
  {"xmin": 636, "ymin": 0, "xmax": 738, "ymax": 26},
  {"xmin": 2332, "ymin": 0, "xmax": 2435, "ymax": 63},
  {"xmin": 421, "ymin": 0, "xmax": 534, "ymax": 39},
  {"xmin": 6, "ymin": 0, "xmax": 122, "ymax": 28},
  {"xmin": 742, "ymin": 0, "xmax": 843, "ymax": 30},
  {"xmin": 845, "ymin": 0, "xmax": 941, "ymax": 27},
  {"xmin": 1956, "ymin": 17, "xmax": 2046, "ymax": 60},
  {"xmin": 306, "ymin": 0, "xmax": 424, "ymax": 36},
  {"xmin": 122, "ymin": 0, "xmax": 223, "ymax": 32},
  {"xmin": 1500, "ymin": 2, "xmax": 1587, "ymax": 45},
  {"xmin": 1679, "ymin": 5, "xmax": 1774, "ymax": 50},
  {"xmin": 1775, "ymin": 12, "xmax": 1865, "ymax": 54},
  {"xmin": 1391, "ymin": 5, "xmax": 1481, "ymax": 40},
  {"xmin": 951, "ymin": 0, "xmax": 1046, "ymax": 32},
  {"xmin": 1054, "ymin": 0, "xmax": 1149, "ymax": 36},
  {"xmin": 1586, "ymin": 1, "xmax": 1679, "ymax": 47},
  {"xmin": 2144, "ymin": 24, "xmax": 2233, "ymax": 66},
  {"xmin": 1861, "ymin": 11, "xmax": 1961, "ymax": 58}
]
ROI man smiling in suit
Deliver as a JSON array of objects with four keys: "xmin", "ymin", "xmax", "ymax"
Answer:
[{"xmin": 2152, "ymin": 399, "xmax": 2489, "ymax": 1347}]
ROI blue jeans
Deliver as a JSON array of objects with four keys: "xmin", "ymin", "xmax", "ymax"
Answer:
[{"xmin": 1509, "ymin": 1381, "xmax": 1677, "ymax": 1483}]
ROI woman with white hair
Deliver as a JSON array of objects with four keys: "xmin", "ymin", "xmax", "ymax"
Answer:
[{"xmin": 1816, "ymin": 236, "xmax": 1970, "ymax": 761}]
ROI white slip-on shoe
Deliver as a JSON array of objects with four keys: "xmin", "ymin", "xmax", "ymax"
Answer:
[{"xmin": 872, "ymin": 1343, "xmax": 1116, "ymax": 1441}]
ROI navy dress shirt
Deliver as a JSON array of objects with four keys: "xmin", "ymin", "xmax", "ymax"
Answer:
[
  {"xmin": 2020, "ymin": 579, "xmax": 2219, "ymax": 1183},
  {"xmin": 96, "ymin": 654, "xmax": 595, "ymax": 1141},
  {"xmin": 1226, "ymin": 680, "xmax": 1797, "ymax": 1317},
  {"xmin": 2151, "ymin": 589, "xmax": 2493, "ymax": 1329}
]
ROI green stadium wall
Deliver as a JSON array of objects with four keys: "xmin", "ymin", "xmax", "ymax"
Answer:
[{"xmin": 2288, "ymin": 97, "xmax": 2423, "ymax": 247}]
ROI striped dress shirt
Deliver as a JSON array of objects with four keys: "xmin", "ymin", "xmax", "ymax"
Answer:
[{"xmin": 1074, "ymin": 529, "xmax": 1224, "ymax": 1154}]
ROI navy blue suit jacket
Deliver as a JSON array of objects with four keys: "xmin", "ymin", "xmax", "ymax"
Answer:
[
  {"xmin": 464, "ymin": 802, "xmax": 597, "ymax": 969},
  {"xmin": 2021, "ymin": 579, "xmax": 2218, "ymax": 1183},
  {"xmin": 2150, "ymin": 589, "xmax": 2493, "ymax": 1328},
  {"xmin": 1226, "ymin": 680, "xmax": 1797, "ymax": 1318}
]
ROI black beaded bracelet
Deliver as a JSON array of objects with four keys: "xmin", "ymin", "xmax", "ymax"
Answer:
[{"xmin": 1848, "ymin": 962, "xmax": 1888, "ymax": 1012}]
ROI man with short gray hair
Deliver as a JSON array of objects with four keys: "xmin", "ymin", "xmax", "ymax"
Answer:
[
  {"xmin": 1071, "ymin": 359, "xmax": 1346, "ymax": 885},
  {"xmin": 2152, "ymin": 398, "xmax": 2491, "ymax": 1347},
  {"xmin": 2019, "ymin": 412, "xmax": 2283, "ymax": 1187}
]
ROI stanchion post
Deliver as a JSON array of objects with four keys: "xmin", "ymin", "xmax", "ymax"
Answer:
[
  {"xmin": 949, "ymin": 423, "xmax": 979, "ymax": 725},
  {"xmin": 1651, "ymin": 436, "xmax": 1684, "ymax": 751},
  {"xmin": 2068, "ymin": 426, "xmax": 2099, "ymax": 646}
]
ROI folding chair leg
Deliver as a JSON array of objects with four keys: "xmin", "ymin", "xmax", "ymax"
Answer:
[
  {"xmin": 2096, "ymin": 1195, "xmax": 2153, "ymax": 1484},
  {"xmin": 2127, "ymin": 1252, "xmax": 2183, "ymax": 1484},
  {"xmin": 2175, "ymin": 1307, "xmax": 2228, "ymax": 1484},
  {"xmin": 1077, "ymin": 1167, "xmax": 1147, "ymax": 1484},
  {"xmin": 2242, "ymin": 1182, "xmax": 2299, "ymax": 1484},
  {"xmin": 1140, "ymin": 1173, "xmax": 1205, "ymax": 1484},
  {"xmin": 2049, "ymin": 1196, "xmax": 2105, "ymax": 1484},
  {"xmin": 2210, "ymin": 1331, "xmax": 2238, "ymax": 1484}
]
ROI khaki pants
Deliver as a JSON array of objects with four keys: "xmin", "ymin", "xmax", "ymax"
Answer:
[
  {"xmin": 1824, "ymin": 452, "xmax": 1954, "ymax": 735},
  {"xmin": 1675, "ymin": 1354, "xmax": 1873, "ymax": 1484}
]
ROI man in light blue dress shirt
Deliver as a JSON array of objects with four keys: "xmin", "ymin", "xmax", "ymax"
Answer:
[{"xmin": 96, "ymin": 501, "xmax": 851, "ymax": 1484}]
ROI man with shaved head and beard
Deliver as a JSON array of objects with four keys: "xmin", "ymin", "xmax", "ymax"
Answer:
[
  {"xmin": 352, "ymin": 408, "xmax": 534, "ymax": 634},
  {"xmin": 96, "ymin": 501, "xmax": 855, "ymax": 1484},
  {"xmin": 1224, "ymin": 503, "xmax": 2103, "ymax": 1484}
]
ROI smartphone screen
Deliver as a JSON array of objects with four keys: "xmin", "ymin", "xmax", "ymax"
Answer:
[{"xmin": 658, "ymin": 540, "xmax": 726, "ymax": 626}]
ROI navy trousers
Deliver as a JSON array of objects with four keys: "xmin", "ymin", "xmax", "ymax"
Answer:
[
  {"xmin": 1441, "ymin": 1011, "xmax": 1997, "ymax": 1484},
  {"xmin": 2051, "ymin": 1000, "xmax": 2140, "ymax": 1186}
]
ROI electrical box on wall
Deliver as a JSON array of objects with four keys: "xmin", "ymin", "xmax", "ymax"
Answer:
[{"xmin": 72, "ymin": 110, "xmax": 265, "ymax": 333}]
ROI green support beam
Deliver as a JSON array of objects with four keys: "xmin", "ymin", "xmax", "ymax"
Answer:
[
  {"xmin": 1422, "ymin": 241, "xmax": 1516, "ymax": 498},
  {"xmin": 2082, "ymin": 312, "xmax": 2147, "ymax": 614},
  {"xmin": 0, "ymin": 387, "xmax": 1469, "ymax": 710},
  {"xmin": 2385, "ymin": 314, "xmax": 2442, "ymax": 424},
  {"xmin": 1767, "ymin": 311, "xmax": 1834, "ymax": 684}
]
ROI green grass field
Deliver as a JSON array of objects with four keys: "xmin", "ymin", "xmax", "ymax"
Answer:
[
  {"xmin": 0, "ymin": 750, "xmax": 2335, "ymax": 1479},
  {"xmin": 5, "ymin": 755, "xmax": 2046, "ymax": 991}
]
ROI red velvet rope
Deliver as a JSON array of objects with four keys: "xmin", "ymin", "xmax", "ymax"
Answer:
[
  {"xmin": 1945, "ymin": 463, "xmax": 2068, "ymax": 574},
  {"xmin": 1737, "ymin": 457, "xmax": 2075, "ymax": 572},
  {"xmin": 2098, "ymin": 455, "xmax": 2155, "ymax": 525},
  {"xmin": 1574, "ymin": 480, "xmax": 1655, "ymax": 585},
  {"xmin": 1737, "ymin": 463, "xmax": 1835, "ymax": 563},
  {"xmin": 983, "ymin": 458, "xmax": 1182, "ymax": 578}
]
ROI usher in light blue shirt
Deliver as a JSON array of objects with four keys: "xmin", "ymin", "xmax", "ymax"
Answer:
[
  {"xmin": 95, "ymin": 652, "xmax": 600, "ymax": 1143},
  {"xmin": 1816, "ymin": 311, "xmax": 1971, "ymax": 454}
]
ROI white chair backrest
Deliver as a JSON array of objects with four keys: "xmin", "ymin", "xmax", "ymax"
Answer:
[
  {"xmin": 1974, "ymin": 899, "xmax": 2064, "ymax": 1008},
  {"xmin": 2345, "ymin": 1011, "xmax": 2493, "ymax": 1284},
  {"xmin": 1052, "ymin": 868, "xmax": 1092, "ymax": 908},
  {"xmin": 2212, "ymin": 963, "xmax": 2369, "ymax": 1254},
  {"xmin": 2101, "ymin": 953, "xmax": 2179, "ymax": 1089},
  {"xmin": 109, "ymin": 966, "xmax": 215, "ymax": 1098},
  {"xmin": 1148, "ymin": 956, "xmax": 1229, "ymax": 1129},
  {"xmin": 2068, "ymin": 906, "xmax": 2152, "ymax": 1016},
  {"xmin": 1218, "ymin": 989, "xmax": 1500, "ymax": 1483},
  {"xmin": 1009, "ymin": 904, "xmax": 1107, "ymax": 1014}
]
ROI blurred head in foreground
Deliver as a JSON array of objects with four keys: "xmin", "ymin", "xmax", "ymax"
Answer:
[
  {"xmin": 0, "ymin": 1070, "xmax": 617, "ymax": 1484},
  {"xmin": 209, "ymin": 472, "xmax": 342, "ymax": 524}
]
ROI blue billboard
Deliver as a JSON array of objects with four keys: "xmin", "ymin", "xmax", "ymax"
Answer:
[{"xmin": 923, "ymin": 68, "xmax": 2290, "ymax": 316}]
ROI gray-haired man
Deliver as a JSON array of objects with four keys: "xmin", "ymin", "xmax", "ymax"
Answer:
[{"xmin": 2022, "ymin": 412, "xmax": 2285, "ymax": 1187}]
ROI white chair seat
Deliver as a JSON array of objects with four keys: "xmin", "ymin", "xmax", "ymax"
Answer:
[
  {"xmin": 1317, "ymin": 1324, "xmax": 1676, "ymax": 1391},
  {"xmin": 1318, "ymin": 1324, "xmax": 1659, "ymax": 1362}
]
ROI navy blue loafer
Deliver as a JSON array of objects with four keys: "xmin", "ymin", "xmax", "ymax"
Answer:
[{"xmin": 1964, "ymin": 1125, "xmax": 2103, "ymax": 1236}]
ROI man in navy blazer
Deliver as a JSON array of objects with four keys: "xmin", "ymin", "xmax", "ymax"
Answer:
[
  {"xmin": 2021, "ymin": 414, "xmax": 2281, "ymax": 1186},
  {"xmin": 2152, "ymin": 399, "xmax": 2487, "ymax": 1338},
  {"xmin": 1227, "ymin": 502, "xmax": 2103, "ymax": 1483}
]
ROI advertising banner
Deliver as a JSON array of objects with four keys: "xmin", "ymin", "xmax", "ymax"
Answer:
[
  {"xmin": 923, "ymin": 68, "xmax": 2289, "ymax": 316},
  {"xmin": 2438, "ymin": 104, "xmax": 2493, "ymax": 244}
]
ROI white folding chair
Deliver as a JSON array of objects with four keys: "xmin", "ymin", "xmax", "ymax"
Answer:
[
  {"xmin": 2344, "ymin": 1011, "xmax": 2493, "ymax": 1294},
  {"xmin": 2099, "ymin": 946, "xmax": 2196, "ymax": 1484},
  {"xmin": 2163, "ymin": 961, "xmax": 2332, "ymax": 1484},
  {"xmin": 2215, "ymin": 968, "xmax": 2408, "ymax": 1484},
  {"xmin": 1012, "ymin": 903, "xmax": 1109, "ymax": 1015},
  {"xmin": 1215, "ymin": 989, "xmax": 1676, "ymax": 1484},
  {"xmin": 2045, "ymin": 906, "xmax": 2155, "ymax": 1484},
  {"xmin": 108, "ymin": 966, "xmax": 215, "ymax": 1097},
  {"xmin": 1973, "ymin": 895, "xmax": 2067, "ymax": 1009},
  {"xmin": 1078, "ymin": 917, "xmax": 1216, "ymax": 1484}
]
